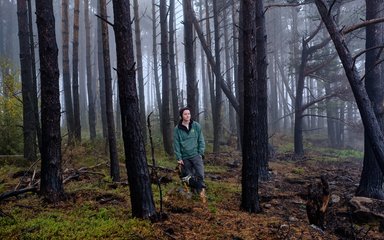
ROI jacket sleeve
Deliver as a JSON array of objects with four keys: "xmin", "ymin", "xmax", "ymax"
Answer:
[
  {"xmin": 197, "ymin": 124, "xmax": 205, "ymax": 155},
  {"xmin": 173, "ymin": 127, "xmax": 182, "ymax": 160}
]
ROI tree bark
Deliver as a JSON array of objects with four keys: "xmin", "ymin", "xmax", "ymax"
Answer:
[
  {"xmin": 97, "ymin": 0, "xmax": 108, "ymax": 140},
  {"xmin": 112, "ymin": 0, "xmax": 156, "ymax": 219},
  {"xmin": 315, "ymin": 0, "xmax": 384, "ymax": 174},
  {"xmin": 17, "ymin": 0, "xmax": 37, "ymax": 161},
  {"xmin": 183, "ymin": 0, "xmax": 198, "ymax": 118},
  {"xmin": 212, "ymin": 0, "xmax": 222, "ymax": 153},
  {"xmin": 170, "ymin": 0, "xmax": 179, "ymax": 126},
  {"xmin": 255, "ymin": 0, "xmax": 269, "ymax": 181},
  {"xmin": 35, "ymin": 0, "xmax": 64, "ymax": 202},
  {"xmin": 152, "ymin": 0, "xmax": 162, "ymax": 128},
  {"xmin": 27, "ymin": 0, "xmax": 42, "ymax": 152},
  {"xmin": 356, "ymin": 0, "xmax": 384, "ymax": 200},
  {"xmin": 160, "ymin": 0, "xmax": 173, "ymax": 155},
  {"xmin": 133, "ymin": 0, "xmax": 147, "ymax": 142},
  {"xmin": 62, "ymin": 0, "xmax": 75, "ymax": 144},
  {"xmin": 85, "ymin": 0, "xmax": 96, "ymax": 140},
  {"xmin": 100, "ymin": 0, "xmax": 120, "ymax": 182},
  {"xmin": 72, "ymin": 0, "xmax": 81, "ymax": 142},
  {"xmin": 241, "ymin": 0, "xmax": 260, "ymax": 213}
]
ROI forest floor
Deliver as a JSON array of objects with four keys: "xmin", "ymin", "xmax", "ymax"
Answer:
[{"xmin": 0, "ymin": 136, "xmax": 383, "ymax": 239}]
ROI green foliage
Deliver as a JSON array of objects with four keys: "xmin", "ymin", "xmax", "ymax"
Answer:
[
  {"xmin": 291, "ymin": 167, "xmax": 305, "ymax": 175},
  {"xmin": 0, "ymin": 60, "xmax": 23, "ymax": 155}
]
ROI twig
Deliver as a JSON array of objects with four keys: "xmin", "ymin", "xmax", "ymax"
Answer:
[
  {"xmin": 147, "ymin": 112, "xmax": 164, "ymax": 214},
  {"xmin": 0, "ymin": 186, "xmax": 38, "ymax": 202}
]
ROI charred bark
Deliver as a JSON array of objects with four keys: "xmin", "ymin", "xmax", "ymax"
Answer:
[
  {"xmin": 35, "ymin": 0, "xmax": 64, "ymax": 202},
  {"xmin": 112, "ymin": 0, "xmax": 156, "ymax": 218}
]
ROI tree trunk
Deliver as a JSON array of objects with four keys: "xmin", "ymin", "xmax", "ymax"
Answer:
[
  {"xmin": 212, "ymin": 0, "xmax": 222, "ymax": 153},
  {"xmin": 160, "ymin": 0, "xmax": 173, "ymax": 155},
  {"xmin": 241, "ymin": 0, "xmax": 260, "ymax": 213},
  {"xmin": 35, "ymin": 0, "xmax": 64, "ymax": 202},
  {"xmin": 356, "ymin": 0, "xmax": 384, "ymax": 200},
  {"xmin": 152, "ymin": 0, "xmax": 162, "ymax": 127},
  {"xmin": 170, "ymin": 0, "xmax": 179, "ymax": 126},
  {"xmin": 62, "ymin": 0, "xmax": 75, "ymax": 144},
  {"xmin": 72, "ymin": 0, "xmax": 81, "ymax": 142},
  {"xmin": 133, "ymin": 0, "xmax": 147, "ymax": 142},
  {"xmin": 199, "ymin": 0, "xmax": 209, "ymax": 131},
  {"xmin": 28, "ymin": 0, "xmax": 42, "ymax": 152},
  {"xmin": 255, "ymin": 0, "xmax": 269, "ymax": 181},
  {"xmin": 112, "ymin": 0, "xmax": 156, "ymax": 219},
  {"xmin": 183, "ymin": 0, "xmax": 197, "ymax": 118},
  {"xmin": 223, "ymin": 5, "xmax": 236, "ymax": 134},
  {"xmin": 315, "ymin": 0, "xmax": 384, "ymax": 174},
  {"xmin": 85, "ymin": 0, "xmax": 96, "ymax": 140},
  {"xmin": 17, "ymin": 0, "xmax": 37, "ymax": 162},
  {"xmin": 100, "ymin": 0, "xmax": 120, "ymax": 182},
  {"xmin": 97, "ymin": 0, "xmax": 108, "ymax": 140}
]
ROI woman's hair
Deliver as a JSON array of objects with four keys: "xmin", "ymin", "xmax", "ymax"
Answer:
[{"xmin": 179, "ymin": 107, "xmax": 191, "ymax": 118}]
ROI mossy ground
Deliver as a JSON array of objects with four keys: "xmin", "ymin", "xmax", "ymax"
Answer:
[{"xmin": 0, "ymin": 134, "xmax": 382, "ymax": 239}]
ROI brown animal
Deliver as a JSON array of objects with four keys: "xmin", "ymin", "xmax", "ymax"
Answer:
[{"xmin": 306, "ymin": 175, "xmax": 330, "ymax": 229}]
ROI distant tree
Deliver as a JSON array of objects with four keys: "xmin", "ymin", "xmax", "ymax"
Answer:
[
  {"xmin": 112, "ymin": 0, "xmax": 156, "ymax": 218},
  {"xmin": 17, "ymin": 0, "xmax": 37, "ymax": 161},
  {"xmin": 170, "ymin": 0, "xmax": 179, "ymax": 126},
  {"xmin": 133, "ymin": 0, "xmax": 147, "ymax": 142},
  {"xmin": 152, "ymin": 0, "xmax": 162, "ymax": 128},
  {"xmin": 97, "ymin": 0, "xmax": 108, "ymax": 140},
  {"xmin": 160, "ymin": 0, "xmax": 173, "ymax": 155},
  {"xmin": 35, "ymin": 0, "xmax": 64, "ymax": 202},
  {"xmin": 356, "ymin": 0, "xmax": 384, "ymax": 200},
  {"xmin": 212, "ymin": 0, "xmax": 223, "ymax": 153},
  {"xmin": 99, "ymin": 0, "xmax": 120, "ymax": 182},
  {"xmin": 85, "ymin": 0, "xmax": 96, "ymax": 140},
  {"xmin": 62, "ymin": 0, "xmax": 75, "ymax": 144},
  {"xmin": 72, "ymin": 0, "xmax": 81, "ymax": 142},
  {"xmin": 315, "ymin": 0, "xmax": 384, "ymax": 174}
]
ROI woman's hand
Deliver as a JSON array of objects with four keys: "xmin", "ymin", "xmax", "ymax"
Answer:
[{"xmin": 177, "ymin": 160, "xmax": 184, "ymax": 165}]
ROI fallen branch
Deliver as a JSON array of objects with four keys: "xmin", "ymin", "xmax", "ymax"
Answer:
[{"xmin": 0, "ymin": 186, "xmax": 38, "ymax": 202}]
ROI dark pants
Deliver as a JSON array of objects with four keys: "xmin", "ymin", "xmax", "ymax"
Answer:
[{"xmin": 181, "ymin": 155, "xmax": 205, "ymax": 191}]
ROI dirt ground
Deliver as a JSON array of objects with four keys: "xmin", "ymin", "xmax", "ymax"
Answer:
[{"xmin": 154, "ymin": 151, "xmax": 383, "ymax": 240}]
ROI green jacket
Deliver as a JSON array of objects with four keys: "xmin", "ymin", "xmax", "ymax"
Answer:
[{"xmin": 173, "ymin": 120, "xmax": 205, "ymax": 160}]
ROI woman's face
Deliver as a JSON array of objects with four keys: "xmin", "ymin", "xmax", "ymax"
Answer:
[{"xmin": 182, "ymin": 110, "xmax": 191, "ymax": 122}]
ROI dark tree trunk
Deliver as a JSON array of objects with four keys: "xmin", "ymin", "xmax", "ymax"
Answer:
[
  {"xmin": 72, "ymin": 0, "xmax": 81, "ymax": 142},
  {"xmin": 160, "ymin": 0, "xmax": 173, "ymax": 155},
  {"xmin": 315, "ymin": 0, "xmax": 384, "ymax": 174},
  {"xmin": 100, "ymin": 0, "xmax": 120, "ymax": 182},
  {"xmin": 27, "ymin": 0, "xmax": 42, "ymax": 152},
  {"xmin": 112, "ymin": 0, "xmax": 156, "ymax": 219},
  {"xmin": 255, "ymin": 0, "xmax": 269, "ymax": 181},
  {"xmin": 97, "ymin": 0, "xmax": 108, "ymax": 140},
  {"xmin": 356, "ymin": 0, "xmax": 384, "ymax": 200},
  {"xmin": 241, "ymin": 0, "xmax": 260, "ymax": 213},
  {"xmin": 325, "ymin": 82, "xmax": 337, "ymax": 146},
  {"xmin": 199, "ymin": 0, "xmax": 209, "ymax": 131},
  {"xmin": 152, "ymin": 0, "xmax": 162, "ymax": 127},
  {"xmin": 35, "ymin": 0, "xmax": 64, "ymax": 202},
  {"xmin": 17, "ymin": 0, "xmax": 37, "ymax": 161},
  {"xmin": 183, "ymin": 0, "xmax": 197, "ymax": 118},
  {"xmin": 212, "ymin": 0, "xmax": 222, "ymax": 153},
  {"xmin": 293, "ymin": 43, "xmax": 306, "ymax": 156},
  {"xmin": 170, "ymin": 0, "xmax": 179, "ymax": 126},
  {"xmin": 85, "ymin": 0, "xmax": 96, "ymax": 140},
  {"xmin": 62, "ymin": 0, "xmax": 75, "ymax": 144},
  {"xmin": 133, "ymin": 0, "xmax": 147, "ymax": 142}
]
